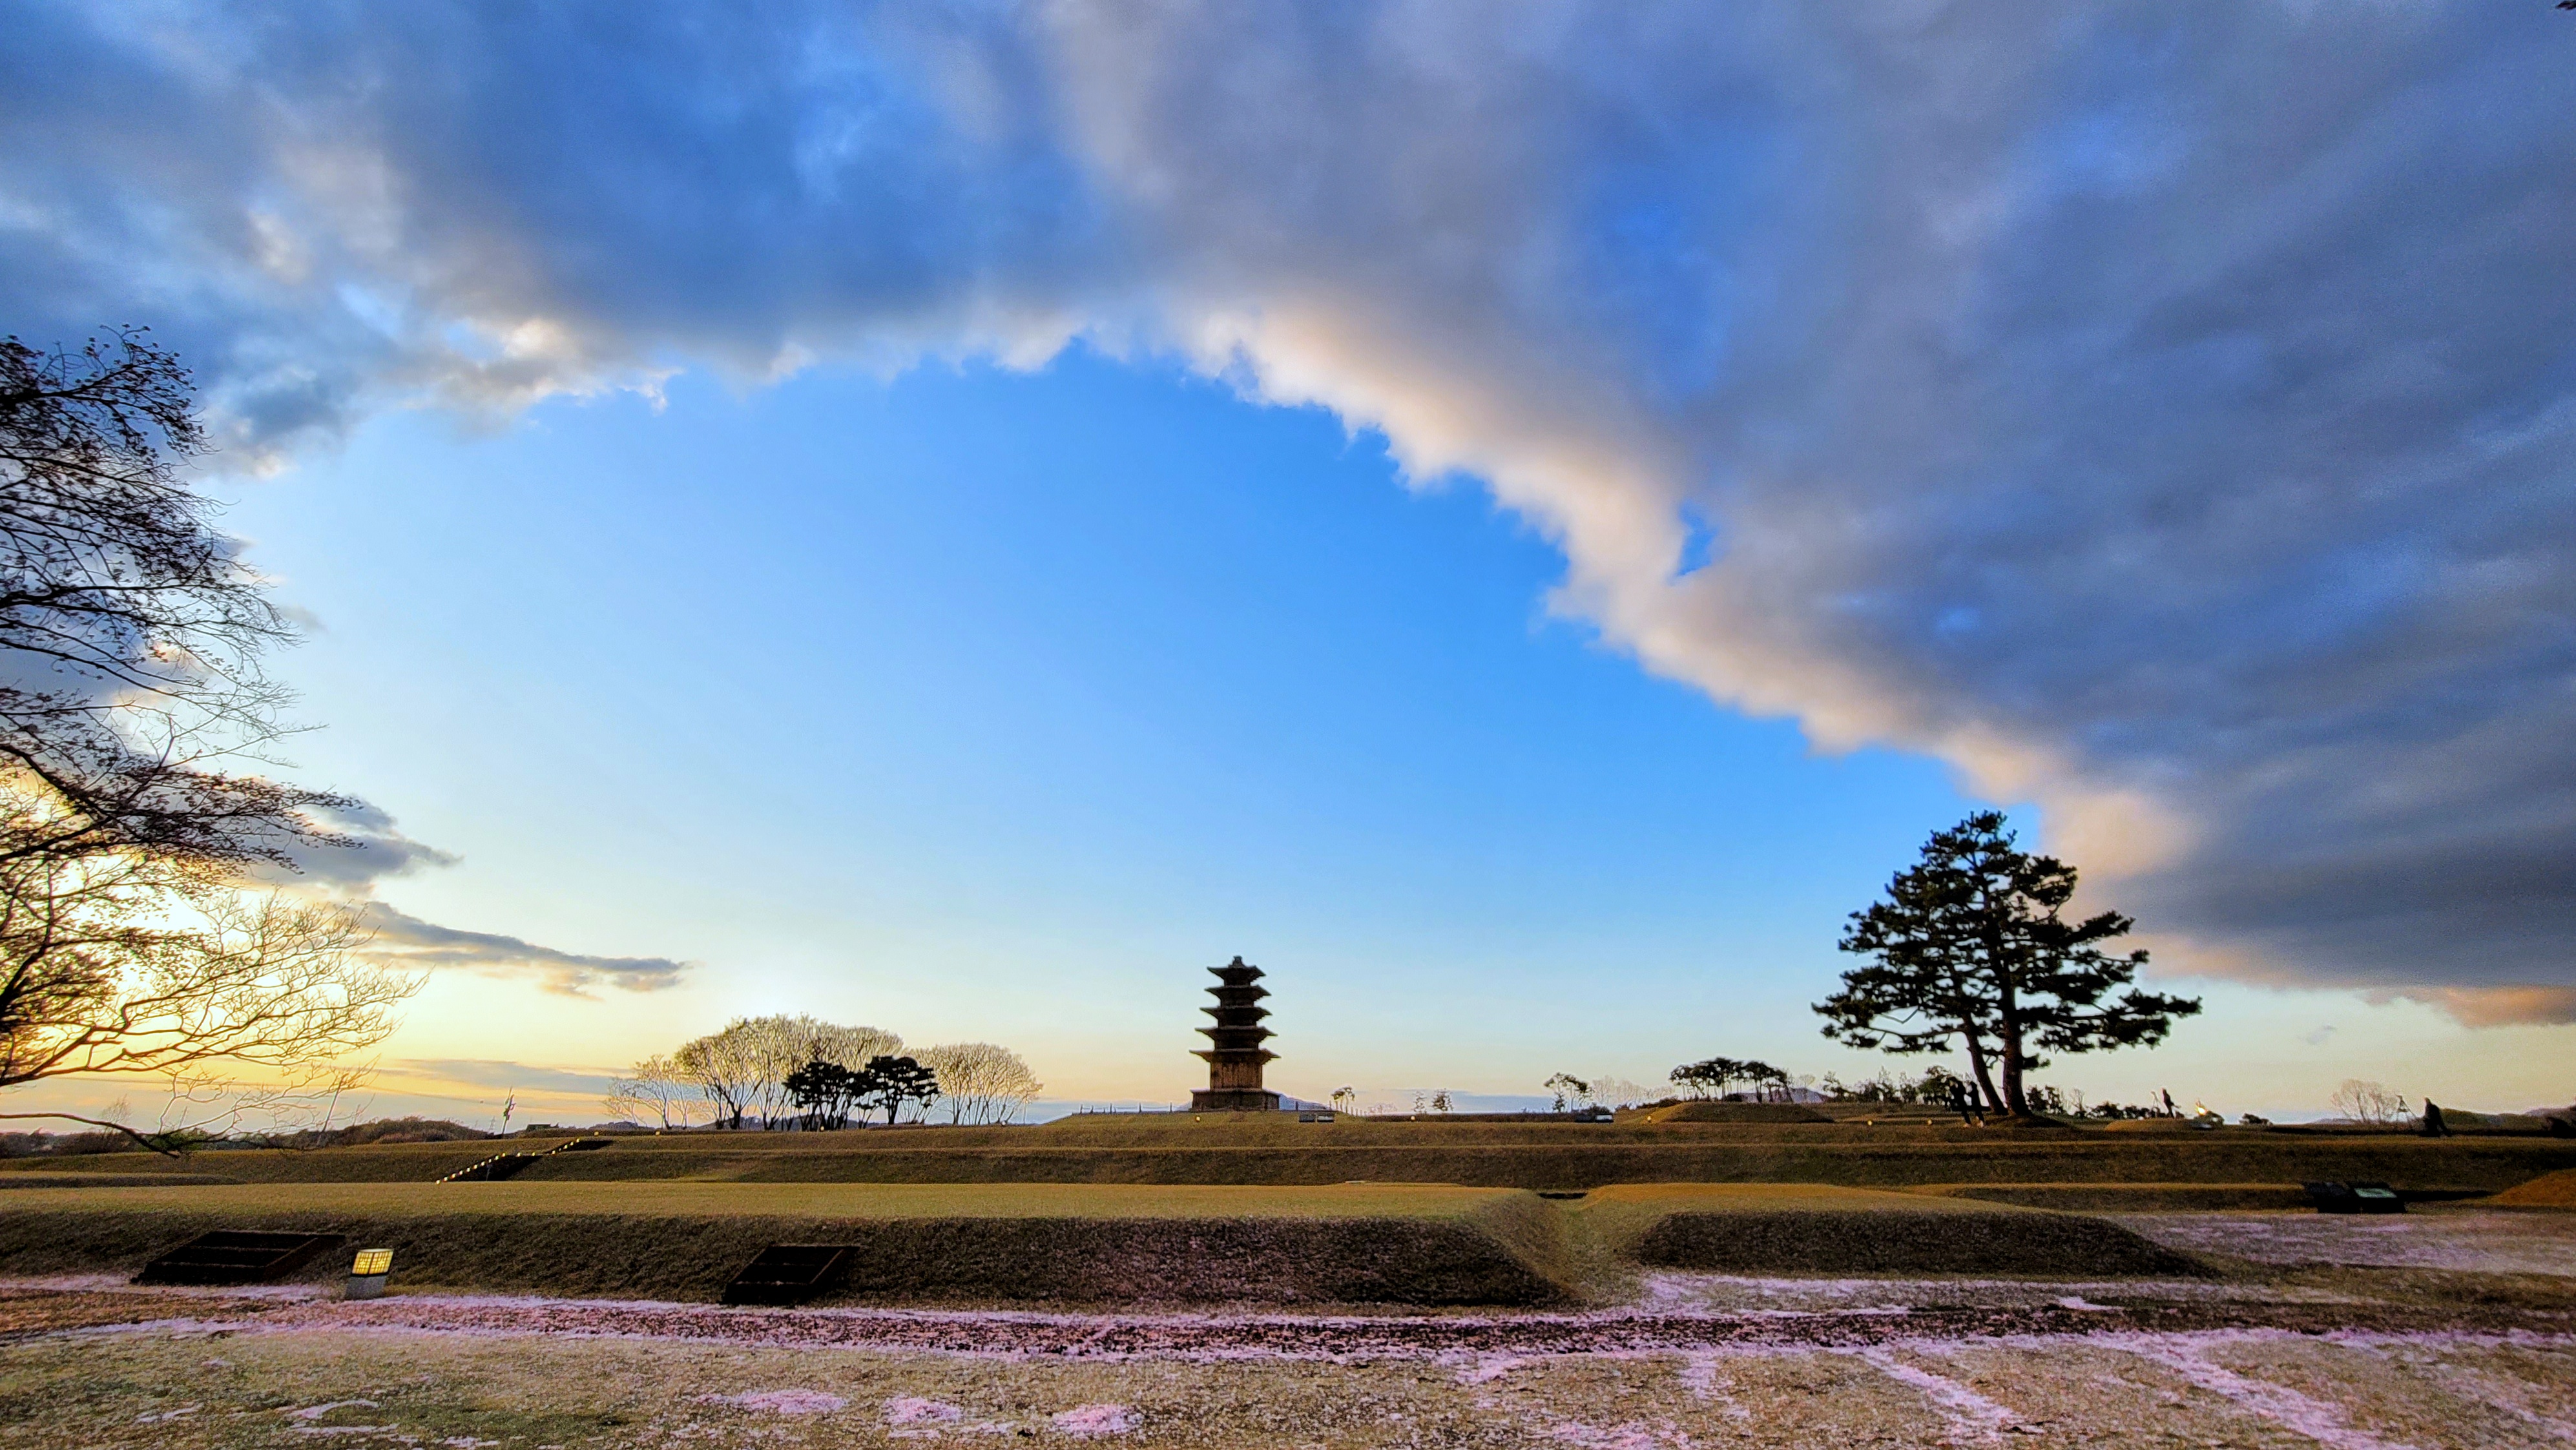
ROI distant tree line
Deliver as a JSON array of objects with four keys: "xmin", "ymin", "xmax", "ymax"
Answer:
[
  {"xmin": 607, "ymin": 1015, "xmax": 1042, "ymax": 1130},
  {"xmin": 1537, "ymin": 1074, "xmax": 1657, "ymax": 1113},
  {"xmin": 1668, "ymin": 1057, "xmax": 1798, "ymax": 1102}
]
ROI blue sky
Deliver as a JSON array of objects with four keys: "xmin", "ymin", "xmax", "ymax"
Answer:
[
  {"xmin": 174, "ymin": 349, "xmax": 2559, "ymax": 1124},
  {"xmin": 5, "ymin": 1, "xmax": 2574, "ymax": 1124},
  {"xmin": 223, "ymin": 353, "xmax": 1979, "ymax": 1110}
]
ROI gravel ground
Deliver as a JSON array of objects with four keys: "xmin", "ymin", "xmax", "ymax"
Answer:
[
  {"xmin": 2, "ymin": 1210, "xmax": 2570, "ymax": 1447},
  {"xmin": 2114, "ymin": 1209, "xmax": 2576, "ymax": 1276},
  {"xmin": 1, "ymin": 1314, "xmax": 2571, "ymax": 1448}
]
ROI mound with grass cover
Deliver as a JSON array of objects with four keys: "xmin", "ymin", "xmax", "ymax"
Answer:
[
  {"xmin": 1574, "ymin": 1183, "xmax": 2208, "ymax": 1277},
  {"xmin": 0, "ymin": 1172, "xmax": 240, "ymax": 1190},
  {"xmin": 2489, "ymin": 1168, "xmax": 2576, "ymax": 1208},
  {"xmin": 8, "ymin": 1117, "xmax": 2566, "ymax": 1194},
  {"xmin": 1906, "ymin": 1183, "xmax": 2313, "ymax": 1213},
  {"xmin": 0, "ymin": 1182, "xmax": 1572, "ymax": 1306}
]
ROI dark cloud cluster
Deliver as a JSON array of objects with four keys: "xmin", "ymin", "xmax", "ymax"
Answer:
[{"xmin": 5, "ymin": 2, "xmax": 2572, "ymax": 1017}]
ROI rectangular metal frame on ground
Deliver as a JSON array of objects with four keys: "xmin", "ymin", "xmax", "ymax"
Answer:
[
  {"xmin": 722, "ymin": 1244, "xmax": 853, "ymax": 1305},
  {"xmin": 134, "ymin": 1230, "xmax": 346, "ymax": 1285},
  {"xmin": 2304, "ymin": 1180, "xmax": 2406, "ymax": 1214}
]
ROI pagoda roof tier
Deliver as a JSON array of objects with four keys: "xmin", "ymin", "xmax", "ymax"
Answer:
[
  {"xmin": 1199, "ymin": 1030, "xmax": 1274, "ymax": 1048},
  {"xmin": 1209, "ymin": 960, "xmax": 1265, "ymax": 984},
  {"xmin": 1191, "ymin": 1048, "xmax": 1278, "ymax": 1066},
  {"xmin": 1201, "ymin": 1004, "xmax": 1271, "ymax": 1020}
]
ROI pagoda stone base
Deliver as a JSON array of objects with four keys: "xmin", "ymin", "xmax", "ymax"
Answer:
[{"xmin": 1189, "ymin": 1088, "xmax": 1284, "ymax": 1112}]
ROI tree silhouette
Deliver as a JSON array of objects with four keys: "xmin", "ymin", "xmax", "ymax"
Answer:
[
  {"xmin": 1542, "ymin": 1073, "xmax": 1591, "ymax": 1111},
  {"xmin": 0, "ymin": 328, "xmax": 354, "ymax": 875},
  {"xmin": 1815, "ymin": 812, "xmax": 2200, "ymax": 1118},
  {"xmin": 784, "ymin": 1058, "xmax": 861, "ymax": 1130},
  {"xmin": 857, "ymin": 1055, "xmax": 939, "ymax": 1124}
]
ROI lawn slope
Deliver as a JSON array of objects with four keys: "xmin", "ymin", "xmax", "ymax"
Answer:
[
  {"xmin": 7, "ymin": 1117, "xmax": 2569, "ymax": 1194},
  {"xmin": 1574, "ymin": 1183, "xmax": 2208, "ymax": 1277},
  {"xmin": 0, "ymin": 1182, "xmax": 1572, "ymax": 1306},
  {"xmin": 2489, "ymin": 1168, "xmax": 2576, "ymax": 1208}
]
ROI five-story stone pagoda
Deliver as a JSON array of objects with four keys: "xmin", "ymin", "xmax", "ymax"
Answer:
[{"xmin": 1190, "ymin": 956, "xmax": 1283, "ymax": 1112}]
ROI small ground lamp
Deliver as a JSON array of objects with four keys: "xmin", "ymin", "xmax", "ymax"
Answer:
[{"xmin": 346, "ymin": 1248, "xmax": 394, "ymax": 1300}]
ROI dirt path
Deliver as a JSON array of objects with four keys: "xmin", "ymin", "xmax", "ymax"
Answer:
[
  {"xmin": 5, "ymin": 1276, "xmax": 2568, "ymax": 1360},
  {"xmin": 4, "ymin": 1296, "xmax": 2574, "ymax": 1448},
  {"xmin": 5, "ymin": 1266, "xmax": 2574, "ymax": 1448}
]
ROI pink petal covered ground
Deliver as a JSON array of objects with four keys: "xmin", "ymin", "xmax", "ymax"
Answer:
[
  {"xmin": 1050, "ymin": 1403, "xmax": 1138, "ymax": 1436},
  {"xmin": 694, "ymin": 1387, "xmax": 849, "ymax": 1414}
]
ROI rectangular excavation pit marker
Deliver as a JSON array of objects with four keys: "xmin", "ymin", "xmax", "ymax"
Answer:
[
  {"xmin": 722, "ymin": 1244, "xmax": 853, "ymax": 1306},
  {"xmin": 134, "ymin": 1230, "xmax": 346, "ymax": 1285}
]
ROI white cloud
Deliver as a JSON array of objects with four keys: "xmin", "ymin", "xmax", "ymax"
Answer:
[
  {"xmin": 356, "ymin": 903, "xmax": 690, "ymax": 998},
  {"xmin": 247, "ymin": 803, "xmax": 685, "ymax": 995},
  {"xmin": 6, "ymin": 1, "xmax": 2571, "ymax": 1017}
]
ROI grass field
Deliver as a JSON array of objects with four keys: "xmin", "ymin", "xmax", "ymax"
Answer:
[
  {"xmin": 0, "ymin": 1182, "xmax": 1575, "ymax": 1306},
  {"xmin": 3, "ymin": 1117, "xmax": 2563, "ymax": 1306},
  {"xmin": 0, "ymin": 1178, "xmax": 2215, "ymax": 1300},
  {"xmin": 1905, "ymin": 1182, "xmax": 2318, "ymax": 1212},
  {"xmin": 6, "ymin": 1115, "xmax": 2568, "ymax": 1192}
]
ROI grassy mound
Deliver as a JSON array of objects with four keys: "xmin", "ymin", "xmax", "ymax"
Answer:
[
  {"xmin": 1906, "ymin": 1182, "xmax": 2310, "ymax": 1212},
  {"xmin": 2489, "ymin": 1168, "xmax": 2576, "ymax": 1208},
  {"xmin": 8, "ymin": 1121, "xmax": 2568, "ymax": 1195},
  {"xmin": 0, "ymin": 1172, "xmax": 240, "ymax": 1190},
  {"xmin": 0, "ymin": 1182, "xmax": 1571, "ymax": 1306},
  {"xmin": 1574, "ymin": 1183, "xmax": 2208, "ymax": 1277},
  {"xmin": 1631, "ymin": 1103, "xmax": 1833, "ymax": 1124}
]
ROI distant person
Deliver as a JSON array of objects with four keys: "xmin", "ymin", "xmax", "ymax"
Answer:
[
  {"xmin": 2422, "ymin": 1101, "xmax": 2448, "ymax": 1137},
  {"xmin": 2160, "ymin": 1089, "xmax": 2177, "ymax": 1118},
  {"xmin": 1946, "ymin": 1083, "xmax": 1981, "ymax": 1126}
]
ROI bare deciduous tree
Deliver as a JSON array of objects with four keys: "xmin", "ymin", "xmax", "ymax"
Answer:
[
  {"xmin": 675, "ymin": 1015, "xmax": 904, "ymax": 1129},
  {"xmin": 1586, "ymin": 1075, "xmax": 1654, "ymax": 1110},
  {"xmin": 918, "ymin": 1042, "xmax": 1041, "ymax": 1125},
  {"xmin": 673, "ymin": 1022, "xmax": 762, "ymax": 1129},
  {"xmin": 0, "ymin": 329, "xmax": 414, "ymax": 1150},
  {"xmin": 0, "ymin": 882, "xmax": 417, "ymax": 1151},
  {"xmin": 0, "ymin": 329, "xmax": 354, "ymax": 878},
  {"xmin": 807, "ymin": 1021, "xmax": 904, "ymax": 1072},
  {"xmin": 604, "ymin": 1053, "xmax": 704, "ymax": 1130},
  {"xmin": 2329, "ymin": 1079, "xmax": 2411, "ymax": 1127}
]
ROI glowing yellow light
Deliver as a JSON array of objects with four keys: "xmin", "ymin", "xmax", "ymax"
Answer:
[{"xmin": 351, "ymin": 1248, "xmax": 394, "ymax": 1276}]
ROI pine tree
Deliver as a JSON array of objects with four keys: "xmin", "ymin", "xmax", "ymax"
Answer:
[{"xmin": 1814, "ymin": 812, "xmax": 2201, "ymax": 1118}]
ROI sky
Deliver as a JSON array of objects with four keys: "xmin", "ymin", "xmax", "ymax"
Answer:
[{"xmin": 3, "ymin": 1, "xmax": 2574, "ymax": 1126}]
